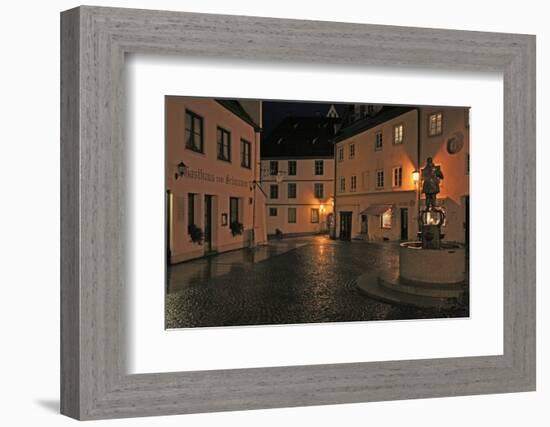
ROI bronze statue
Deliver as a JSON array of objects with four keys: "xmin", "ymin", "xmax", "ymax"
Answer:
[{"xmin": 421, "ymin": 157, "xmax": 444, "ymax": 210}]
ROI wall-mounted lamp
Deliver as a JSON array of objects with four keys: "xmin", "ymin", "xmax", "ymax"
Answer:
[
  {"xmin": 320, "ymin": 204, "xmax": 325, "ymax": 213},
  {"xmin": 412, "ymin": 170, "xmax": 420, "ymax": 184},
  {"xmin": 174, "ymin": 161, "xmax": 186, "ymax": 180}
]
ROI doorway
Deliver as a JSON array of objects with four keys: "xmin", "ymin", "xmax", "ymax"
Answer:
[
  {"xmin": 339, "ymin": 212, "xmax": 352, "ymax": 241},
  {"xmin": 400, "ymin": 208, "xmax": 408, "ymax": 241},
  {"xmin": 361, "ymin": 214, "xmax": 368, "ymax": 235},
  {"xmin": 204, "ymin": 195, "xmax": 213, "ymax": 252}
]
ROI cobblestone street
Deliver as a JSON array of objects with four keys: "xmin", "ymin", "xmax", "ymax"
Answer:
[{"xmin": 166, "ymin": 236, "xmax": 468, "ymax": 328}]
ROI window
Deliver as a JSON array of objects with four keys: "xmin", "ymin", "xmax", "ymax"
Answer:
[
  {"xmin": 240, "ymin": 139, "xmax": 251, "ymax": 168},
  {"xmin": 187, "ymin": 193, "xmax": 196, "ymax": 233},
  {"xmin": 428, "ymin": 112, "xmax": 443, "ymax": 136},
  {"xmin": 375, "ymin": 131, "xmax": 383, "ymax": 151},
  {"xmin": 288, "ymin": 208, "xmax": 297, "ymax": 223},
  {"xmin": 230, "ymin": 197, "xmax": 239, "ymax": 224},
  {"xmin": 314, "ymin": 183, "xmax": 324, "ymax": 199},
  {"xmin": 269, "ymin": 207, "xmax": 278, "ymax": 217},
  {"xmin": 381, "ymin": 210, "xmax": 392, "ymax": 229},
  {"xmin": 349, "ymin": 144, "xmax": 355, "ymax": 159},
  {"xmin": 311, "ymin": 208, "xmax": 320, "ymax": 223},
  {"xmin": 393, "ymin": 124, "xmax": 404, "ymax": 144},
  {"xmin": 376, "ymin": 169, "xmax": 384, "ymax": 188},
  {"xmin": 315, "ymin": 160, "xmax": 324, "ymax": 175},
  {"xmin": 288, "ymin": 160, "xmax": 297, "ymax": 176},
  {"xmin": 217, "ymin": 127, "xmax": 231, "ymax": 161},
  {"xmin": 339, "ymin": 176, "xmax": 346, "ymax": 193},
  {"xmin": 392, "ymin": 166, "xmax": 403, "ymax": 188},
  {"xmin": 287, "ymin": 183, "xmax": 297, "ymax": 199},
  {"xmin": 185, "ymin": 110, "xmax": 204, "ymax": 152},
  {"xmin": 270, "ymin": 184, "xmax": 279, "ymax": 199},
  {"xmin": 270, "ymin": 161, "xmax": 278, "ymax": 175},
  {"xmin": 466, "ymin": 153, "xmax": 470, "ymax": 175},
  {"xmin": 338, "ymin": 147, "xmax": 344, "ymax": 161},
  {"xmin": 351, "ymin": 175, "xmax": 357, "ymax": 192}
]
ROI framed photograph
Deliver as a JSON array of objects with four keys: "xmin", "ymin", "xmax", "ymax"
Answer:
[{"xmin": 61, "ymin": 6, "xmax": 535, "ymax": 420}]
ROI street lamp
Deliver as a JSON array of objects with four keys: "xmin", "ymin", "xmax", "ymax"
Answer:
[{"xmin": 174, "ymin": 161, "xmax": 186, "ymax": 180}]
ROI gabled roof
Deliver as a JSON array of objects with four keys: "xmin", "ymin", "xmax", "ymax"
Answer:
[
  {"xmin": 261, "ymin": 116, "xmax": 340, "ymax": 158},
  {"xmin": 216, "ymin": 99, "xmax": 261, "ymax": 131},
  {"xmin": 332, "ymin": 106, "xmax": 417, "ymax": 143}
]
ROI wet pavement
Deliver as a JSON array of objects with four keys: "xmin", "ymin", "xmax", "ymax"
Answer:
[{"xmin": 166, "ymin": 235, "xmax": 468, "ymax": 329}]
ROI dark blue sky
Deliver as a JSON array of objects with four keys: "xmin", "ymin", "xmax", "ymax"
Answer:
[{"xmin": 262, "ymin": 101, "xmax": 349, "ymax": 137}]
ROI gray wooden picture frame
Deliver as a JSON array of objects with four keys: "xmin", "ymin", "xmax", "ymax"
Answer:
[{"xmin": 60, "ymin": 5, "xmax": 536, "ymax": 420}]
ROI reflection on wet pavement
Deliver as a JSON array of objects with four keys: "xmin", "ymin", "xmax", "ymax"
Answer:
[{"xmin": 166, "ymin": 235, "xmax": 468, "ymax": 329}]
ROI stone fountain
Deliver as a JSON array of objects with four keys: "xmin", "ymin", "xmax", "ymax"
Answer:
[{"xmin": 357, "ymin": 158, "xmax": 467, "ymax": 308}]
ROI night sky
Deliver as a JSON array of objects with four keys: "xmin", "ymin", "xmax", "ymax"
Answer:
[{"xmin": 262, "ymin": 101, "xmax": 350, "ymax": 137}]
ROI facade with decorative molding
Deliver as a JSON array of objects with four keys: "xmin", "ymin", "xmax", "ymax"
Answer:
[
  {"xmin": 333, "ymin": 106, "xmax": 470, "ymax": 243},
  {"xmin": 165, "ymin": 97, "xmax": 267, "ymax": 263}
]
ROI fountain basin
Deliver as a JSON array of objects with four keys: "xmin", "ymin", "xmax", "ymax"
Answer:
[{"xmin": 399, "ymin": 241, "xmax": 466, "ymax": 284}]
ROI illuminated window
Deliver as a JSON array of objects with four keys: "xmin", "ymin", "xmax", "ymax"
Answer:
[
  {"xmin": 349, "ymin": 144, "xmax": 355, "ymax": 159},
  {"xmin": 376, "ymin": 169, "xmax": 384, "ymax": 188},
  {"xmin": 288, "ymin": 160, "xmax": 297, "ymax": 175},
  {"xmin": 350, "ymin": 175, "xmax": 357, "ymax": 192},
  {"xmin": 311, "ymin": 208, "xmax": 320, "ymax": 223},
  {"xmin": 393, "ymin": 124, "xmax": 404, "ymax": 144},
  {"xmin": 217, "ymin": 127, "xmax": 231, "ymax": 161},
  {"xmin": 339, "ymin": 176, "xmax": 346, "ymax": 193},
  {"xmin": 392, "ymin": 166, "xmax": 402, "ymax": 188},
  {"xmin": 381, "ymin": 210, "xmax": 392, "ymax": 229},
  {"xmin": 314, "ymin": 183, "xmax": 324, "ymax": 199},
  {"xmin": 375, "ymin": 131, "xmax": 383, "ymax": 151},
  {"xmin": 288, "ymin": 208, "xmax": 296, "ymax": 223},
  {"xmin": 270, "ymin": 185, "xmax": 279, "ymax": 199},
  {"xmin": 185, "ymin": 110, "xmax": 204, "ymax": 152},
  {"xmin": 428, "ymin": 112, "xmax": 443, "ymax": 136},
  {"xmin": 287, "ymin": 183, "xmax": 297, "ymax": 199}
]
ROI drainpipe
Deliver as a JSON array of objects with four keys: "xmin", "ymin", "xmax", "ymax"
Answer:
[{"xmin": 416, "ymin": 107, "xmax": 421, "ymax": 237}]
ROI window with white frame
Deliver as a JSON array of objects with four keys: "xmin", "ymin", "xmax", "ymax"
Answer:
[
  {"xmin": 428, "ymin": 112, "xmax": 443, "ymax": 136},
  {"xmin": 349, "ymin": 144, "xmax": 355, "ymax": 159},
  {"xmin": 270, "ymin": 160, "xmax": 278, "ymax": 175},
  {"xmin": 338, "ymin": 147, "xmax": 344, "ymax": 161},
  {"xmin": 270, "ymin": 184, "xmax": 279, "ymax": 199},
  {"xmin": 314, "ymin": 160, "xmax": 324, "ymax": 175},
  {"xmin": 288, "ymin": 160, "xmax": 297, "ymax": 176},
  {"xmin": 240, "ymin": 139, "xmax": 251, "ymax": 168},
  {"xmin": 288, "ymin": 207, "xmax": 296, "ymax": 224},
  {"xmin": 376, "ymin": 169, "xmax": 384, "ymax": 188},
  {"xmin": 375, "ymin": 131, "xmax": 383, "ymax": 151},
  {"xmin": 314, "ymin": 183, "xmax": 324, "ymax": 199},
  {"xmin": 339, "ymin": 176, "xmax": 346, "ymax": 193},
  {"xmin": 310, "ymin": 208, "xmax": 319, "ymax": 223},
  {"xmin": 392, "ymin": 166, "xmax": 403, "ymax": 188},
  {"xmin": 350, "ymin": 175, "xmax": 357, "ymax": 192},
  {"xmin": 393, "ymin": 124, "xmax": 404, "ymax": 144},
  {"xmin": 287, "ymin": 183, "xmax": 297, "ymax": 199},
  {"xmin": 185, "ymin": 110, "xmax": 204, "ymax": 153}
]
